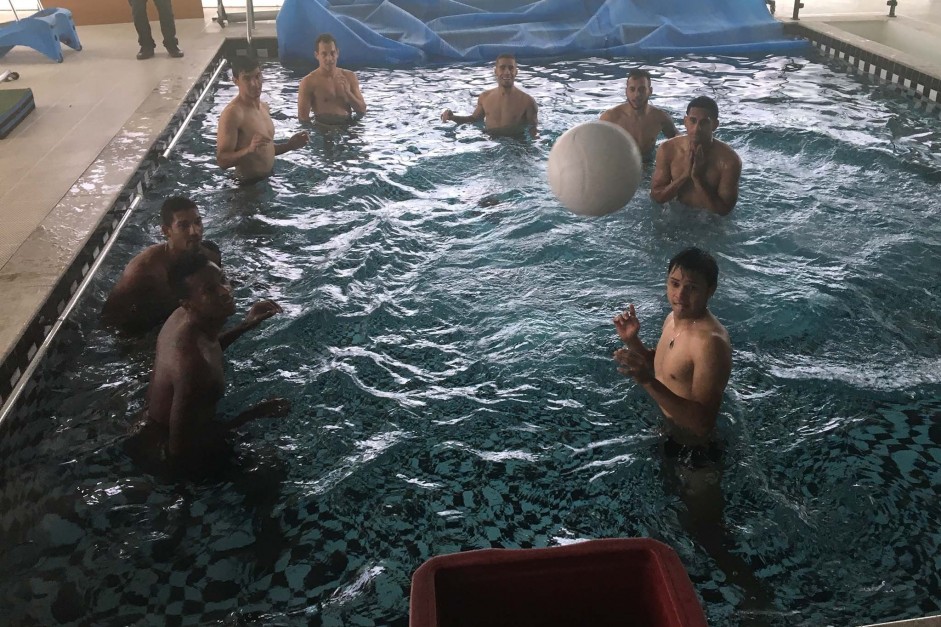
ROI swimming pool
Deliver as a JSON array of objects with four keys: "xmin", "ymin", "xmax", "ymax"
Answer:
[{"xmin": 0, "ymin": 54, "xmax": 940, "ymax": 626}]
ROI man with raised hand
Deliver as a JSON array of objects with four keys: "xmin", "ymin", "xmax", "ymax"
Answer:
[
  {"xmin": 298, "ymin": 33, "xmax": 367, "ymax": 125},
  {"xmin": 613, "ymin": 248, "xmax": 772, "ymax": 613}
]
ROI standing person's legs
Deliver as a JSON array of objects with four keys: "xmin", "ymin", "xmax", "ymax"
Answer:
[
  {"xmin": 152, "ymin": 0, "xmax": 182, "ymax": 54},
  {"xmin": 128, "ymin": 0, "xmax": 156, "ymax": 56}
]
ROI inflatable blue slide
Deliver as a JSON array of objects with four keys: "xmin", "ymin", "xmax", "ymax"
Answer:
[{"xmin": 277, "ymin": 0, "xmax": 805, "ymax": 68}]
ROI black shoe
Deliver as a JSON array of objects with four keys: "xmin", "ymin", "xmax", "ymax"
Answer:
[
  {"xmin": 166, "ymin": 46, "xmax": 184, "ymax": 58},
  {"xmin": 136, "ymin": 47, "xmax": 155, "ymax": 60}
]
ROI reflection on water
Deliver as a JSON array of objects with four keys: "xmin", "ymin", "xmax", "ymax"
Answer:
[{"xmin": 1, "ymin": 55, "xmax": 940, "ymax": 626}]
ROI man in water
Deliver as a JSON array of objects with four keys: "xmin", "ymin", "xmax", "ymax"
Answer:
[
  {"xmin": 137, "ymin": 252, "xmax": 289, "ymax": 476},
  {"xmin": 440, "ymin": 53, "xmax": 538, "ymax": 138},
  {"xmin": 102, "ymin": 196, "xmax": 221, "ymax": 334},
  {"xmin": 217, "ymin": 56, "xmax": 309, "ymax": 183},
  {"xmin": 297, "ymin": 33, "xmax": 367, "ymax": 125},
  {"xmin": 600, "ymin": 69, "xmax": 677, "ymax": 158},
  {"xmin": 650, "ymin": 96, "xmax": 741, "ymax": 215},
  {"xmin": 613, "ymin": 247, "xmax": 731, "ymax": 442},
  {"xmin": 613, "ymin": 248, "xmax": 771, "ymax": 615}
]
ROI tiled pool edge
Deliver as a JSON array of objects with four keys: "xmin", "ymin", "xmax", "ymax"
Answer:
[
  {"xmin": 784, "ymin": 20, "xmax": 941, "ymax": 114},
  {"xmin": 0, "ymin": 38, "xmax": 280, "ymax": 415}
]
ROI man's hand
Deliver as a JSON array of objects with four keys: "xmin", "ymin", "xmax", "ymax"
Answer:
[
  {"xmin": 691, "ymin": 144, "xmax": 707, "ymax": 181},
  {"xmin": 249, "ymin": 133, "xmax": 272, "ymax": 154},
  {"xmin": 440, "ymin": 109, "xmax": 453, "ymax": 123},
  {"xmin": 244, "ymin": 299, "xmax": 283, "ymax": 328},
  {"xmin": 285, "ymin": 131, "xmax": 309, "ymax": 151},
  {"xmin": 613, "ymin": 347, "xmax": 655, "ymax": 384},
  {"xmin": 334, "ymin": 74, "xmax": 353, "ymax": 101},
  {"xmin": 613, "ymin": 304, "xmax": 641, "ymax": 344}
]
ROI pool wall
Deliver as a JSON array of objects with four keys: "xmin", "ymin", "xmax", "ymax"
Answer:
[{"xmin": 784, "ymin": 16, "xmax": 941, "ymax": 113}]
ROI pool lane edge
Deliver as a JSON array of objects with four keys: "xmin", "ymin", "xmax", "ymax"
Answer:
[{"xmin": 0, "ymin": 37, "xmax": 279, "ymax": 417}]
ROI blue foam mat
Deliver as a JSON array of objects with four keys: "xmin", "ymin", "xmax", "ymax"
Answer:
[{"xmin": 277, "ymin": 0, "xmax": 807, "ymax": 68}]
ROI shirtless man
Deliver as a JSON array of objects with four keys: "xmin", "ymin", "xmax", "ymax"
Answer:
[
  {"xmin": 612, "ymin": 247, "xmax": 731, "ymax": 444},
  {"xmin": 600, "ymin": 69, "xmax": 677, "ymax": 158},
  {"xmin": 141, "ymin": 252, "xmax": 289, "ymax": 475},
  {"xmin": 102, "ymin": 196, "xmax": 221, "ymax": 334},
  {"xmin": 440, "ymin": 53, "xmax": 538, "ymax": 138},
  {"xmin": 611, "ymin": 248, "xmax": 772, "ymax": 612},
  {"xmin": 650, "ymin": 96, "xmax": 742, "ymax": 215},
  {"xmin": 217, "ymin": 56, "xmax": 309, "ymax": 182},
  {"xmin": 297, "ymin": 33, "xmax": 367, "ymax": 125}
]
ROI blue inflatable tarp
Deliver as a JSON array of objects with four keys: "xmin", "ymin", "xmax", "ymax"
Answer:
[{"xmin": 277, "ymin": 0, "xmax": 806, "ymax": 68}]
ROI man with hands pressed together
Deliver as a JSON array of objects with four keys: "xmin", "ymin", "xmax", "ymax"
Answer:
[
  {"xmin": 298, "ymin": 33, "xmax": 367, "ymax": 125},
  {"xmin": 650, "ymin": 96, "xmax": 741, "ymax": 215},
  {"xmin": 217, "ymin": 56, "xmax": 309, "ymax": 183}
]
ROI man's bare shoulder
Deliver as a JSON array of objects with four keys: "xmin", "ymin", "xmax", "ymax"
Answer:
[
  {"xmin": 714, "ymin": 140, "xmax": 742, "ymax": 166},
  {"xmin": 649, "ymin": 105, "xmax": 673, "ymax": 122},
  {"xmin": 219, "ymin": 98, "xmax": 247, "ymax": 123},
  {"xmin": 125, "ymin": 244, "xmax": 167, "ymax": 275},
  {"xmin": 693, "ymin": 315, "xmax": 731, "ymax": 348},
  {"xmin": 515, "ymin": 87, "xmax": 536, "ymax": 103},
  {"xmin": 658, "ymin": 135, "xmax": 684, "ymax": 155},
  {"xmin": 342, "ymin": 68, "xmax": 359, "ymax": 80}
]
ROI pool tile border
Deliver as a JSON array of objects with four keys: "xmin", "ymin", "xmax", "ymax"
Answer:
[{"xmin": 784, "ymin": 21, "xmax": 941, "ymax": 115}]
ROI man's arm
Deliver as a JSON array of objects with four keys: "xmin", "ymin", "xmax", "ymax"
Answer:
[
  {"xmin": 274, "ymin": 131, "xmax": 309, "ymax": 156},
  {"xmin": 689, "ymin": 149, "xmax": 741, "ymax": 215},
  {"xmin": 166, "ymin": 361, "xmax": 200, "ymax": 461},
  {"xmin": 441, "ymin": 94, "xmax": 485, "ymax": 125},
  {"xmin": 219, "ymin": 300, "xmax": 283, "ymax": 350},
  {"xmin": 344, "ymin": 71, "xmax": 367, "ymax": 117},
  {"xmin": 660, "ymin": 110, "xmax": 678, "ymax": 139},
  {"xmin": 525, "ymin": 95, "xmax": 538, "ymax": 138},
  {"xmin": 226, "ymin": 398, "xmax": 292, "ymax": 429},
  {"xmin": 637, "ymin": 333, "xmax": 731, "ymax": 437},
  {"xmin": 297, "ymin": 76, "xmax": 313, "ymax": 123},
  {"xmin": 217, "ymin": 106, "xmax": 269, "ymax": 169},
  {"xmin": 650, "ymin": 141, "xmax": 689, "ymax": 204}
]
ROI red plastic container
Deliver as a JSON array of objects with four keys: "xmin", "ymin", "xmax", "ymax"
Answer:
[{"xmin": 410, "ymin": 538, "xmax": 707, "ymax": 627}]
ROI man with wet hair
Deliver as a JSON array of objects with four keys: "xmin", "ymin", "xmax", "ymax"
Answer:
[
  {"xmin": 217, "ymin": 55, "xmax": 309, "ymax": 183},
  {"xmin": 611, "ymin": 249, "xmax": 770, "ymax": 611},
  {"xmin": 612, "ymin": 246, "xmax": 730, "ymax": 440},
  {"xmin": 102, "ymin": 196, "xmax": 221, "ymax": 334},
  {"xmin": 297, "ymin": 33, "xmax": 367, "ymax": 125},
  {"xmin": 651, "ymin": 95, "xmax": 742, "ymax": 215},
  {"xmin": 600, "ymin": 69, "xmax": 677, "ymax": 158},
  {"xmin": 137, "ymin": 252, "xmax": 288, "ymax": 475},
  {"xmin": 440, "ymin": 53, "xmax": 538, "ymax": 138}
]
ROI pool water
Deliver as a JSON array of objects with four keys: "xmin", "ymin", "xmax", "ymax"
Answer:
[{"xmin": 1, "ymin": 55, "xmax": 940, "ymax": 626}]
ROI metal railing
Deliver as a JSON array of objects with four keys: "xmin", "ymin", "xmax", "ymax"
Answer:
[
  {"xmin": 214, "ymin": 0, "xmax": 280, "ymax": 43},
  {"xmin": 791, "ymin": 0, "xmax": 900, "ymax": 20}
]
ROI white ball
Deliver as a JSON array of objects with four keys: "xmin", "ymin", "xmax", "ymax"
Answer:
[{"xmin": 547, "ymin": 120, "xmax": 643, "ymax": 217}]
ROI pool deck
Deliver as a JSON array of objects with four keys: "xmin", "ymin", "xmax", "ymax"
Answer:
[{"xmin": 0, "ymin": 3, "xmax": 940, "ymax": 626}]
